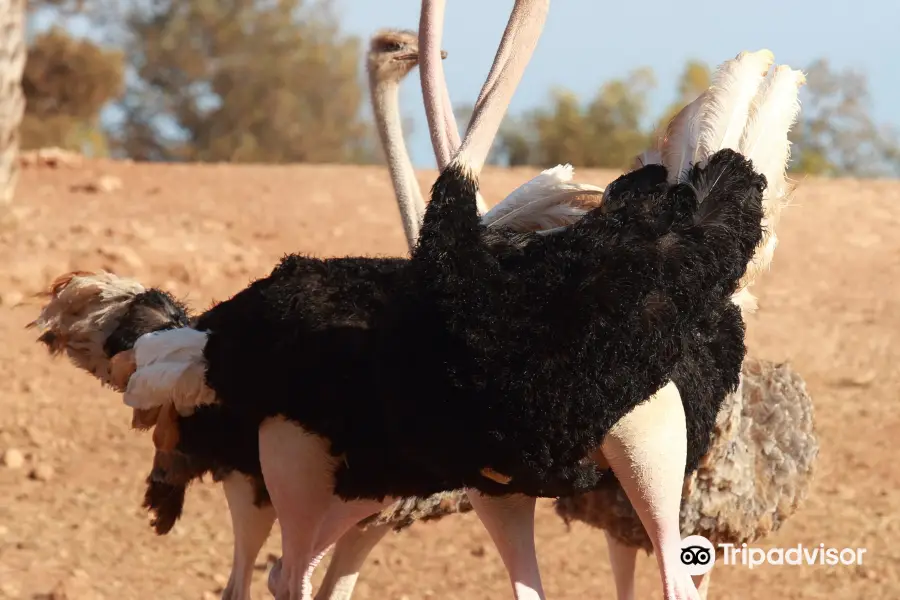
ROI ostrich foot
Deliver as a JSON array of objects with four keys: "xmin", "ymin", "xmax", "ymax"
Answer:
[{"xmin": 599, "ymin": 381, "xmax": 698, "ymax": 600}]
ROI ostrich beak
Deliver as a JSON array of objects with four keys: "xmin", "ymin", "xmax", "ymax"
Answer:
[{"xmin": 396, "ymin": 49, "xmax": 447, "ymax": 62}]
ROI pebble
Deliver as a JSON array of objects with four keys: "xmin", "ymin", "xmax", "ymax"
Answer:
[
  {"xmin": 29, "ymin": 463, "xmax": 55, "ymax": 482},
  {"xmin": 2, "ymin": 448, "xmax": 25, "ymax": 469}
]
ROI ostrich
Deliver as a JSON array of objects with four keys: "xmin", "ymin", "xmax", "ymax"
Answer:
[
  {"xmin": 307, "ymin": 26, "xmax": 816, "ymax": 600},
  {"xmin": 402, "ymin": 3, "xmax": 805, "ymax": 599},
  {"xmin": 113, "ymin": 3, "xmax": 806, "ymax": 600},
  {"xmin": 321, "ymin": 26, "xmax": 816, "ymax": 600},
  {"xmin": 27, "ymin": 27, "xmax": 587, "ymax": 600}
]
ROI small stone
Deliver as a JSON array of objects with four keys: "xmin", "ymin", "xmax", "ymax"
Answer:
[
  {"xmin": 2, "ymin": 448, "xmax": 25, "ymax": 469},
  {"xmin": 470, "ymin": 544, "xmax": 486, "ymax": 558},
  {"xmin": 29, "ymin": 463, "xmax": 55, "ymax": 482},
  {"xmin": 72, "ymin": 175, "xmax": 122, "ymax": 194},
  {"xmin": 46, "ymin": 582, "xmax": 68, "ymax": 600},
  {"xmin": 96, "ymin": 175, "xmax": 123, "ymax": 193}
]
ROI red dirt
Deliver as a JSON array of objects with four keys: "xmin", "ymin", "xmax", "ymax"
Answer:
[{"xmin": 1, "ymin": 157, "xmax": 898, "ymax": 599}]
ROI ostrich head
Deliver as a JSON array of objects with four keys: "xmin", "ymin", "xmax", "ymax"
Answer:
[{"xmin": 367, "ymin": 28, "xmax": 446, "ymax": 83}]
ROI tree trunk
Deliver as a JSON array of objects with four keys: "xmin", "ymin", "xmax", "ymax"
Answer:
[{"xmin": 0, "ymin": 0, "xmax": 25, "ymax": 207}]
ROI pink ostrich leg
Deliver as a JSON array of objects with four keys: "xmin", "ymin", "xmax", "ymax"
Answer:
[{"xmin": 598, "ymin": 382, "xmax": 699, "ymax": 600}]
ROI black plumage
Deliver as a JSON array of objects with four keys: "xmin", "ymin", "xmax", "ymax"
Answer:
[{"xmin": 189, "ymin": 148, "xmax": 763, "ymax": 501}]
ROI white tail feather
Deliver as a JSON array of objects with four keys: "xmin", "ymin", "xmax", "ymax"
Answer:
[
  {"xmin": 740, "ymin": 65, "xmax": 805, "ymax": 220},
  {"xmin": 661, "ymin": 94, "xmax": 704, "ymax": 183},
  {"xmin": 732, "ymin": 65, "xmax": 805, "ymax": 310},
  {"xmin": 653, "ymin": 50, "xmax": 804, "ymax": 314},
  {"xmin": 694, "ymin": 50, "xmax": 774, "ymax": 162},
  {"xmin": 123, "ymin": 328, "xmax": 216, "ymax": 416},
  {"xmin": 632, "ymin": 148, "xmax": 662, "ymax": 170},
  {"xmin": 482, "ymin": 164, "xmax": 605, "ymax": 231}
]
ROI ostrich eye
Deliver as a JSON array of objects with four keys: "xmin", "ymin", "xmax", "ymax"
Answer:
[{"xmin": 378, "ymin": 41, "xmax": 404, "ymax": 53}]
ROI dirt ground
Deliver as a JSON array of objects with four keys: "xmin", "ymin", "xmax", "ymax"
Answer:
[{"xmin": 1, "ymin": 153, "xmax": 898, "ymax": 599}]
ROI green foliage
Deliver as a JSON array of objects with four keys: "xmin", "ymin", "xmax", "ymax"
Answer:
[
  {"xmin": 20, "ymin": 27, "xmax": 123, "ymax": 155},
  {"xmin": 476, "ymin": 56, "xmax": 898, "ymax": 177},
  {"xmin": 116, "ymin": 0, "xmax": 370, "ymax": 163},
  {"xmin": 789, "ymin": 59, "xmax": 900, "ymax": 177},
  {"xmin": 531, "ymin": 68, "xmax": 655, "ymax": 169},
  {"xmin": 19, "ymin": 3, "xmax": 900, "ymax": 175}
]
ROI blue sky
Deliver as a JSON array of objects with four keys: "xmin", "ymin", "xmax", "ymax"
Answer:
[{"xmin": 337, "ymin": 0, "xmax": 899, "ymax": 167}]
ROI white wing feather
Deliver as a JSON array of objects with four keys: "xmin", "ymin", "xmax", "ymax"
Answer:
[
  {"xmin": 482, "ymin": 164, "xmax": 604, "ymax": 231},
  {"xmin": 124, "ymin": 328, "xmax": 216, "ymax": 416}
]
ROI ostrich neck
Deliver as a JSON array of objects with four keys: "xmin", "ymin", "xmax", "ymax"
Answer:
[{"xmin": 370, "ymin": 72, "xmax": 424, "ymax": 252}]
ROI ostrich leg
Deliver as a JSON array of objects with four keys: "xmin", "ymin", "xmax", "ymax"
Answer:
[
  {"xmin": 314, "ymin": 524, "xmax": 391, "ymax": 600},
  {"xmin": 693, "ymin": 568, "xmax": 712, "ymax": 600},
  {"xmin": 467, "ymin": 492, "xmax": 544, "ymax": 600},
  {"xmin": 259, "ymin": 417, "xmax": 391, "ymax": 600},
  {"xmin": 605, "ymin": 532, "xmax": 638, "ymax": 600},
  {"xmin": 221, "ymin": 473, "xmax": 277, "ymax": 600},
  {"xmin": 599, "ymin": 381, "xmax": 699, "ymax": 600}
]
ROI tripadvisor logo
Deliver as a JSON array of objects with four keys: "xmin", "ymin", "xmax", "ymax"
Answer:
[
  {"xmin": 679, "ymin": 535, "xmax": 716, "ymax": 575},
  {"xmin": 680, "ymin": 535, "xmax": 868, "ymax": 572}
]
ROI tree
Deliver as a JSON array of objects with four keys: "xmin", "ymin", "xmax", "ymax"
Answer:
[
  {"xmin": 116, "ymin": 0, "xmax": 370, "ymax": 163},
  {"xmin": 453, "ymin": 103, "xmax": 534, "ymax": 167},
  {"xmin": 20, "ymin": 28, "xmax": 124, "ymax": 156},
  {"xmin": 790, "ymin": 58, "xmax": 900, "ymax": 177},
  {"xmin": 0, "ymin": 0, "xmax": 26, "ymax": 207},
  {"xmin": 530, "ymin": 67, "xmax": 655, "ymax": 169}
]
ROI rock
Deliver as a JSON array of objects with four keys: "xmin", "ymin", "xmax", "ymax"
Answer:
[
  {"xmin": 29, "ymin": 463, "xmax": 55, "ymax": 482},
  {"xmin": 1, "ymin": 448, "xmax": 24, "ymax": 469},
  {"xmin": 71, "ymin": 175, "xmax": 123, "ymax": 194}
]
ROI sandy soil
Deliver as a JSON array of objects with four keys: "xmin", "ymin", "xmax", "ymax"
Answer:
[{"xmin": 1, "ymin": 155, "xmax": 898, "ymax": 599}]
